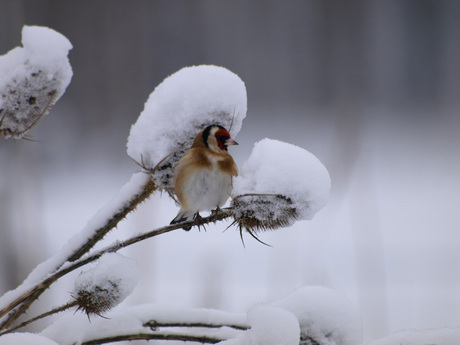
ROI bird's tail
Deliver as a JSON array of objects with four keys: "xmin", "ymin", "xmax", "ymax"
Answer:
[{"xmin": 170, "ymin": 210, "xmax": 195, "ymax": 231}]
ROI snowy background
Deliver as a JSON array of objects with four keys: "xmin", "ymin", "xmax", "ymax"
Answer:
[{"xmin": 1, "ymin": 1, "xmax": 460, "ymax": 344}]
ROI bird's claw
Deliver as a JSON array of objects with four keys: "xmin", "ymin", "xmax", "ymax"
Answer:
[
  {"xmin": 211, "ymin": 207, "xmax": 223, "ymax": 222},
  {"xmin": 194, "ymin": 213, "xmax": 206, "ymax": 231}
]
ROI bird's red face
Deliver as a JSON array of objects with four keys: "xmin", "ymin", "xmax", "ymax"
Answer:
[
  {"xmin": 202, "ymin": 125, "xmax": 238, "ymax": 153},
  {"xmin": 214, "ymin": 128, "xmax": 238, "ymax": 151}
]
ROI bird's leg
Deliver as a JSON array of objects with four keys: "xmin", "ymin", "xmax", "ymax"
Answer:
[
  {"xmin": 211, "ymin": 207, "xmax": 222, "ymax": 216},
  {"xmin": 193, "ymin": 212, "xmax": 206, "ymax": 231},
  {"xmin": 211, "ymin": 207, "xmax": 223, "ymax": 223}
]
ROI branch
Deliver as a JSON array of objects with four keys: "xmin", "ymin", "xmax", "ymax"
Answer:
[
  {"xmin": 0, "ymin": 301, "xmax": 78, "ymax": 336},
  {"xmin": 67, "ymin": 174, "xmax": 157, "ymax": 262},
  {"xmin": 0, "ymin": 172, "xmax": 156, "ymax": 329},
  {"xmin": 0, "ymin": 209, "xmax": 234, "ymax": 332},
  {"xmin": 81, "ymin": 318, "xmax": 250, "ymax": 345},
  {"xmin": 81, "ymin": 333, "xmax": 224, "ymax": 345},
  {"xmin": 143, "ymin": 320, "xmax": 249, "ymax": 331}
]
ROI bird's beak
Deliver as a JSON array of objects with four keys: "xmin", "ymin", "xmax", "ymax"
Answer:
[{"xmin": 226, "ymin": 138, "xmax": 238, "ymax": 146}]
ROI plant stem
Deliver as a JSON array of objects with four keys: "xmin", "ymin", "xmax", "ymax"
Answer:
[
  {"xmin": 0, "ymin": 209, "xmax": 233, "ymax": 332},
  {"xmin": 81, "ymin": 333, "xmax": 224, "ymax": 345},
  {"xmin": 67, "ymin": 174, "xmax": 157, "ymax": 262},
  {"xmin": 143, "ymin": 320, "xmax": 249, "ymax": 331},
  {"xmin": 0, "ymin": 300, "xmax": 78, "ymax": 336},
  {"xmin": 0, "ymin": 172, "xmax": 156, "ymax": 330}
]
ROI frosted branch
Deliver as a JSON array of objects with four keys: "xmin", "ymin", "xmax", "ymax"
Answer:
[
  {"xmin": 81, "ymin": 333, "xmax": 224, "ymax": 345},
  {"xmin": 0, "ymin": 208, "xmax": 233, "ymax": 332}
]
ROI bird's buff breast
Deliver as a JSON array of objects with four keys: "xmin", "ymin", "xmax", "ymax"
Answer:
[{"xmin": 182, "ymin": 164, "xmax": 232, "ymax": 212}]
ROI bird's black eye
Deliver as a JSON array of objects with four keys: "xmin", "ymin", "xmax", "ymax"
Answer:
[
  {"xmin": 215, "ymin": 135, "xmax": 229, "ymax": 150},
  {"xmin": 216, "ymin": 135, "xmax": 229, "ymax": 144}
]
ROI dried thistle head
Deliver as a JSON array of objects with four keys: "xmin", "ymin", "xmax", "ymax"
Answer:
[
  {"xmin": 71, "ymin": 253, "xmax": 139, "ymax": 319},
  {"xmin": 72, "ymin": 280, "xmax": 122, "ymax": 319},
  {"xmin": 231, "ymin": 138, "xmax": 331, "ymax": 244},
  {"xmin": 0, "ymin": 68, "xmax": 59, "ymax": 139},
  {"xmin": 0, "ymin": 26, "xmax": 72, "ymax": 139},
  {"xmin": 231, "ymin": 193, "xmax": 299, "ymax": 244}
]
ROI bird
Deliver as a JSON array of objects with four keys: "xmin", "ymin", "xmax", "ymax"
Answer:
[{"xmin": 170, "ymin": 124, "xmax": 239, "ymax": 230}]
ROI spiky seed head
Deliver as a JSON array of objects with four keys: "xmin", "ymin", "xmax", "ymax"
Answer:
[
  {"xmin": 71, "ymin": 253, "xmax": 140, "ymax": 319},
  {"xmin": 231, "ymin": 193, "xmax": 298, "ymax": 237},
  {"xmin": 71, "ymin": 279, "xmax": 122, "ymax": 318},
  {"xmin": 0, "ymin": 68, "xmax": 59, "ymax": 139}
]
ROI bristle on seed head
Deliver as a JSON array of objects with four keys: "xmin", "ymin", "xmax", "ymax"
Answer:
[
  {"xmin": 72, "ymin": 280, "xmax": 122, "ymax": 319},
  {"xmin": 231, "ymin": 194, "xmax": 298, "ymax": 242},
  {"xmin": 71, "ymin": 253, "xmax": 139, "ymax": 319}
]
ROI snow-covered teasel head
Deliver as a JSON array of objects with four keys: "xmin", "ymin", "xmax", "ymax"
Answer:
[
  {"xmin": 232, "ymin": 139, "xmax": 330, "ymax": 235},
  {"xmin": 126, "ymin": 65, "xmax": 247, "ymax": 194},
  {"xmin": 72, "ymin": 253, "xmax": 139, "ymax": 318},
  {"xmin": 272, "ymin": 286, "xmax": 363, "ymax": 345},
  {"xmin": 0, "ymin": 25, "xmax": 73, "ymax": 139}
]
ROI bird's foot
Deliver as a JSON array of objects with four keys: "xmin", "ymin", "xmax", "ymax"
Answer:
[
  {"xmin": 211, "ymin": 207, "xmax": 222, "ymax": 216},
  {"xmin": 211, "ymin": 207, "xmax": 223, "ymax": 223},
  {"xmin": 193, "ymin": 213, "xmax": 206, "ymax": 231}
]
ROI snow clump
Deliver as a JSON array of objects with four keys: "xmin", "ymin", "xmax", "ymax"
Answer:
[
  {"xmin": 273, "ymin": 286, "xmax": 363, "ymax": 345},
  {"xmin": 126, "ymin": 65, "xmax": 247, "ymax": 193},
  {"xmin": 221, "ymin": 305, "xmax": 300, "ymax": 345},
  {"xmin": 369, "ymin": 327, "xmax": 460, "ymax": 345},
  {"xmin": 0, "ymin": 25, "xmax": 72, "ymax": 138},
  {"xmin": 72, "ymin": 253, "xmax": 140, "ymax": 317},
  {"xmin": 232, "ymin": 139, "xmax": 330, "ymax": 231},
  {"xmin": 0, "ymin": 333, "xmax": 59, "ymax": 345}
]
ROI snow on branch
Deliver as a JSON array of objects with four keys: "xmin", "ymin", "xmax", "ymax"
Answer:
[
  {"xmin": 0, "ymin": 172, "xmax": 154, "ymax": 332},
  {"xmin": 0, "ymin": 25, "xmax": 72, "ymax": 139},
  {"xmin": 35, "ymin": 286, "xmax": 361, "ymax": 345},
  {"xmin": 40, "ymin": 304, "xmax": 248, "ymax": 345}
]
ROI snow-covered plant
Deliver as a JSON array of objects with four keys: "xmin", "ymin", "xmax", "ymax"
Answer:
[
  {"xmin": 35, "ymin": 286, "xmax": 362, "ymax": 345},
  {"xmin": 72, "ymin": 253, "xmax": 140, "ymax": 318},
  {"xmin": 0, "ymin": 25, "xmax": 72, "ymax": 139},
  {"xmin": 0, "ymin": 25, "xmax": 341, "ymax": 345},
  {"xmin": 127, "ymin": 64, "xmax": 247, "ymax": 195},
  {"xmin": 231, "ymin": 139, "xmax": 330, "ymax": 241},
  {"xmin": 272, "ymin": 286, "xmax": 363, "ymax": 345}
]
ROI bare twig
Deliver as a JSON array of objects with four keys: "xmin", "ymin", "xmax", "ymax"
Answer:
[
  {"xmin": 143, "ymin": 320, "xmax": 249, "ymax": 331},
  {"xmin": 81, "ymin": 333, "xmax": 224, "ymax": 345},
  {"xmin": 0, "ymin": 301, "xmax": 78, "ymax": 336}
]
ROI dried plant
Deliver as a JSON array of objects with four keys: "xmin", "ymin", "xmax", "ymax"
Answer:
[{"xmin": 231, "ymin": 193, "xmax": 299, "ymax": 245}]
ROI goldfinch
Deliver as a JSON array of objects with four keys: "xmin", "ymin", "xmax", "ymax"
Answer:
[{"xmin": 170, "ymin": 124, "xmax": 239, "ymax": 230}]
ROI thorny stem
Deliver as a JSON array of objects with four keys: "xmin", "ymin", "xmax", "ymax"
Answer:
[
  {"xmin": 0, "ymin": 209, "xmax": 234, "ymax": 333},
  {"xmin": 0, "ymin": 300, "xmax": 79, "ymax": 336},
  {"xmin": 143, "ymin": 320, "xmax": 249, "ymax": 331},
  {"xmin": 0, "ymin": 173, "xmax": 157, "ymax": 330},
  {"xmin": 81, "ymin": 333, "xmax": 224, "ymax": 345},
  {"xmin": 67, "ymin": 174, "xmax": 157, "ymax": 262},
  {"xmin": 81, "ymin": 320, "xmax": 249, "ymax": 345}
]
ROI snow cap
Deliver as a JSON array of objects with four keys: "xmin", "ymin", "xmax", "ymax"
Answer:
[
  {"xmin": 127, "ymin": 65, "xmax": 247, "ymax": 192},
  {"xmin": 232, "ymin": 139, "xmax": 331, "ymax": 232},
  {"xmin": 72, "ymin": 253, "xmax": 140, "ymax": 317},
  {"xmin": 0, "ymin": 332, "xmax": 59, "ymax": 345},
  {"xmin": 0, "ymin": 25, "xmax": 73, "ymax": 139},
  {"xmin": 273, "ymin": 286, "xmax": 363, "ymax": 345}
]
